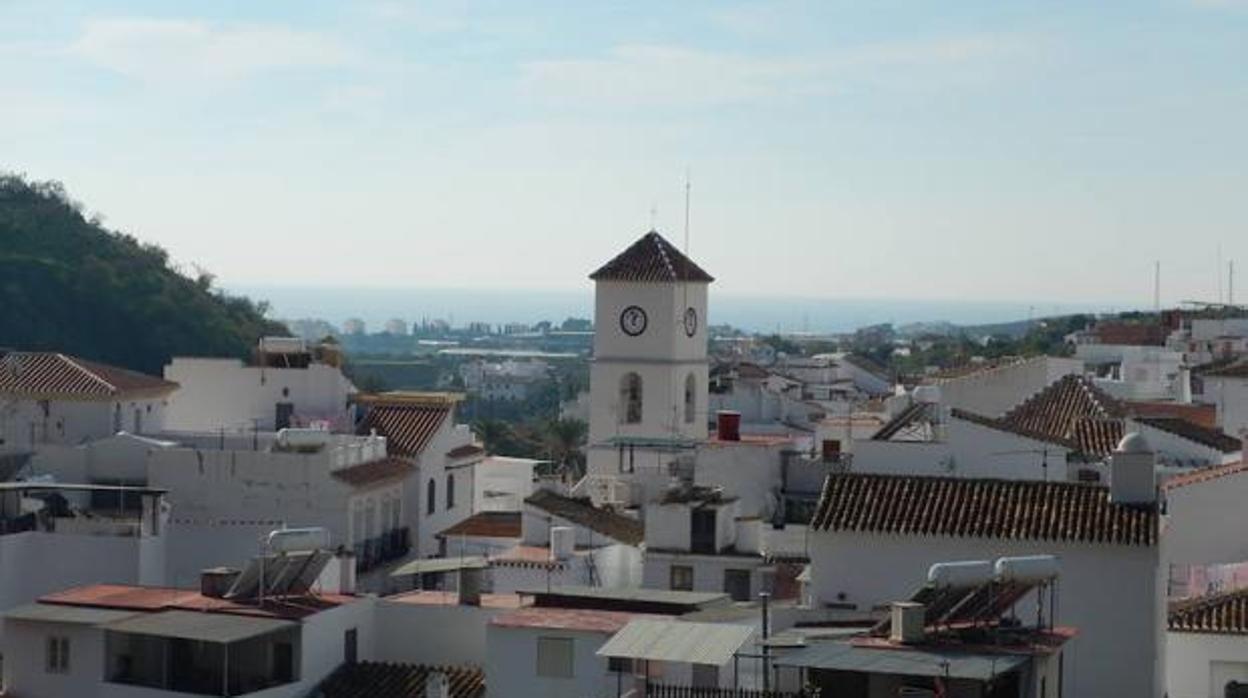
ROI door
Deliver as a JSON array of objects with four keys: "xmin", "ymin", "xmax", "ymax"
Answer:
[
  {"xmin": 275, "ymin": 402, "xmax": 295, "ymax": 430},
  {"xmin": 691, "ymin": 509, "xmax": 716, "ymax": 554},
  {"xmin": 724, "ymin": 569, "xmax": 752, "ymax": 602},
  {"xmin": 344, "ymin": 629, "xmax": 358, "ymax": 664}
]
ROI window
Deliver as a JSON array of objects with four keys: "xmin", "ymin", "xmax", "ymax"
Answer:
[
  {"xmin": 608, "ymin": 657, "xmax": 633, "ymax": 674},
  {"xmin": 344, "ymin": 629, "xmax": 358, "ymax": 664},
  {"xmin": 536, "ymin": 637, "xmax": 574, "ymax": 678},
  {"xmin": 670, "ymin": 565, "xmax": 694, "ymax": 591},
  {"xmin": 426, "ymin": 479, "xmax": 436, "ymax": 516},
  {"xmin": 619, "ymin": 373, "xmax": 643, "ymax": 424},
  {"xmin": 45, "ymin": 636, "xmax": 70, "ymax": 674},
  {"xmin": 446, "ymin": 473, "xmax": 455, "ymax": 510},
  {"xmin": 684, "ymin": 373, "xmax": 696, "ymax": 424}
]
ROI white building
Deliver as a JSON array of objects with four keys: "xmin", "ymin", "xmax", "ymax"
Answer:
[
  {"xmin": 163, "ymin": 338, "xmax": 356, "ymax": 433},
  {"xmin": 1201, "ymin": 361, "xmax": 1248, "ymax": 442},
  {"xmin": 1169, "ymin": 317, "xmax": 1248, "ymax": 365},
  {"xmin": 1077, "ymin": 342, "xmax": 1190, "ymax": 402},
  {"xmin": 0, "ymin": 352, "xmax": 177, "ymax": 456},
  {"xmin": 1167, "ymin": 588, "xmax": 1248, "ymax": 698},
  {"xmin": 923, "ymin": 355, "xmax": 1083, "ymax": 418},
  {"xmin": 807, "ymin": 434, "xmax": 1166, "ymax": 697},
  {"xmin": 0, "ymin": 482, "xmax": 168, "ymax": 627},
  {"xmin": 459, "ymin": 359, "xmax": 550, "ymax": 402}
]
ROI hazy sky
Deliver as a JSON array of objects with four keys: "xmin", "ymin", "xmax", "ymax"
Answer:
[{"xmin": 4, "ymin": 1, "xmax": 1247, "ymax": 307}]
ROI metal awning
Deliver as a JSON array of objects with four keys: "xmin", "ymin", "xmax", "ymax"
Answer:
[
  {"xmin": 390, "ymin": 556, "xmax": 488, "ymax": 577},
  {"xmin": 4, "ymin": 603, "xmax": 141, "ymax": 626},
  {"xmin": 104, "ymin": 610, "xmax": 295, "ymax": 644},
  {"xmin": 596, "ymin": 619, "xmax": 754, "ymax": 666},
  {"xmin": 775, "ymin": 642, "xmax": 1028, "ymax": 681}
]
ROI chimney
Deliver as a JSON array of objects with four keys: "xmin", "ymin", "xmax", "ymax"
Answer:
[
  {"xmin": 200, "ymin": 568, "xmax": 241, "ymax": 599},
  {"xmin": 1110, "ymin": 432, "xmax": 1157, "ymax": 505},
  {"xmin": 716, "ymin": 411, "xmax": 741, "ymax": 442},
  {"xmin": 889, "ymin": 602, "xmax": 926, "ymax": 644},
  {"xmin": 425, "ymin": 671, "xmax": 450, "ymax": 698}
]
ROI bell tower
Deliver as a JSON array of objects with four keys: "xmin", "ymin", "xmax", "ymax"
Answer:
[{"xmin": 585, "ymin": 230, "xmax": 713, "ymax": 483}]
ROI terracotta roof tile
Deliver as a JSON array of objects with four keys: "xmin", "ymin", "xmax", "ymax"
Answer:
[
  {"xmin": 1170, "ymin": 588, "xmax": 1248, "ymax": 635},
  {"xmin": 0, "ymin": 352, "xmax": 178, "ymax": 399},
  {"xmin": 490, "ymin": 607, "xmax": 646, "ymax": 634},
  {"xmin": 1125, "ymin": 400, "xmax": 1218, "ymax": 429},
  {"xmin": 316, "ymin": 662, "xmax": 485, "ymax": 698},
  {"xmin": 589, "ymin": 231, "xmax": 713, "ymax": 283},
  {"xmin": 357, "ymin": 402, "xmax": 452, "ymax": 457},
  {"xmin": 39, "ymin": 584, "xmax": 351, "ymax": 620},
  {"xmin": 331, "ymin": 457, "xmax": 413, "ymax": 487},
  {"xmin": 1204, "ymin": 360, "xmax": 1248, "ymax": 379},
  {"xmin": 993, "ymin": 375, "xmax": 1126, "ymax": 456},
  {"xmin": 811, "ymin": 473, "xmax": 1157, "ymax": 546},
  {"xmin": 524, "ymin": 490, "xmax": 644, "ymax": 545},
  {"xmin": 1164, "ymin": 460, "xmax": 1248, "ymax": 490},
  {"xmin": 437, "ymin": 511, "xmax": 521, "ymax": 539}
]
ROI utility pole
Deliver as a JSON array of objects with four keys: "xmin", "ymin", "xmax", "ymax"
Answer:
[{"xmin": 760, "ymin": 591, "xmax": 771, "ymax": 693}]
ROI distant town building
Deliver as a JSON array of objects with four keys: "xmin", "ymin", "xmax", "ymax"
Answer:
[
  {"xmin": 343, "ymin": 317, "xmax": 367, "ymax": 335},
  {"xmin": 384, "ymin": 318, "xmax": 409, "ymax": 336},
  {"xmin": 459, "ymin": 359, "xmax": 550, "ymax": 401}
]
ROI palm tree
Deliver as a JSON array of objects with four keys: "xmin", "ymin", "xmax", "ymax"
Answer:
[
  {"xmin": 541, "ymin": 418, "xmax": 588, "ymax": 478},
  {"xmin": 472, "ymin": 419, "xmax": 513, "ymax": 455}
]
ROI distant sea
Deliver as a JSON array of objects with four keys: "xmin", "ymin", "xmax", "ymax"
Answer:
[{"xmin": 231, "ymin": 285, "xmax": 1131, "ymax": 335}]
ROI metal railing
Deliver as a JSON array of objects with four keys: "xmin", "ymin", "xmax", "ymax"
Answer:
[{"xmin": 353, "ymin": 527, "xmax": 411, "ymax": 573}]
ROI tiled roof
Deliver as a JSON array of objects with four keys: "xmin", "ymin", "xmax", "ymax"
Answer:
[
  {"xmin": 839, "ymin": 354, "xmax": 891, "ymax": 382},
  {"xmin": 0, "ymin": 352, "xmax": 178, "ymax": 399},
  {"xmin": 1125, "ymin": 400, "xmax": 1218, "ymax": 429},
  {"xmin": 447, "ymin": 443, "xmax": 486, "ymax": 459},
  {"xmin": 811, "ymin": 473, "xmax": 1157, "ymax": 546},
  {"xmin": 437, "ymin": 511, "xmax": 521, "ymax": 539},
  {"xmin": 925, "ymin": 357, "xmax": 1026, "ymax": 382},
  {"xmin": 1169, "ymin": 588, "xmax": 1248, "ymax": 635},
  {"xmin": 1134, "ymin": 416, "xmax": 1241, "ymax": 453},
  {"xmin": 589, "ymin": 231, "xmax": 714, "ymax": 283},
  {"xmin": 316, "ymin": 662, "xmax": 485, "ymax": 698},
  {"xmin": 1164, "ymin": 460, "xmax": 1248, "ymax": 490},
  {"xmin": 491, "ymin": 607, "xmax": 645, "ymax": 634},
  {"xmin": 39, "ymin": 584, "xmax": 352, "ymax": 620},
  {"xmin": 331, "ymin": 457, "xmax": 414, "ymax": 487},
  {"xmin": 524, "ymin": 490, "xmax": 644, "ymax": 545},
  {"xmin": 357, "ymin": 401, "xmax": 452, "ymax": 458},
  {"xmin": 996, "ymin": 375, "xmax": 1126, "ymax": 456},
  {"xmin": 1091, "ymin": 322, "xmax": 1166, "ymax": 346}
]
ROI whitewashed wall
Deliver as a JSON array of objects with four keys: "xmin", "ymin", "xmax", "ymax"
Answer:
[
  {"xmin": 485, "ymin": 625, "xmax": 615, "ymax": 698},
  {"xmin": 163, "ymin": 358, "xmax": 355, "ymax": 432},
  {"xmin": 1167, "ymin": 631, "xmax": 1248, "ymax": 698}
]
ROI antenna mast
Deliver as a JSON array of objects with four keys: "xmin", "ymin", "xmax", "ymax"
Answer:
[
  {"xmin": 683, "ymin": 170, "xmax": 691, "ymax": 255},
  {"xmin": 1231, "ymin": 260, "xmax": 1236, "ymax": 306},
  {"xmin": 1153, "ymin": 261, "xmax": 1160, "ymax": 312}
]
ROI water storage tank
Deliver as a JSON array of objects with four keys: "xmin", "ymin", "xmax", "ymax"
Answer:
[
  {"xmin": 994, "ymin": 555, "xmax": 1059, "ymax": 583},
  {"xmin": 277, "ymin": 428, "xmax": 333, "ymax": 448},
  {"xmin": 267, "ymin": 527, "xmax": 330, "ymax": 553},
  {"xmin": 912, "ymin": 385, "xmax": 942, "ymax": 405},
  {"xmin": 927, "ymin": 560, "xmax": 993, "ymax": 587},
  {"xmin": 550, "ymin": 526, "xmax": 575, "ymax": 561}
]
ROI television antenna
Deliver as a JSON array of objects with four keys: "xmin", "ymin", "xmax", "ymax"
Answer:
[{"xmin": 990, "ymin": 447, "xmax": 1064, "ymax": 481}]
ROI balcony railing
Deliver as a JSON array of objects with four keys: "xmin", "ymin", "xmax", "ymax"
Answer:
[{"xmin": 354, "ymin": 527, "xmax": 411, "ymax": 573}]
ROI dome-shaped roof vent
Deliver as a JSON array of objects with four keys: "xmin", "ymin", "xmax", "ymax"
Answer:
[{"xmin": 1115, "ymin": 432, "xmax": 1152, "ymax": 454}]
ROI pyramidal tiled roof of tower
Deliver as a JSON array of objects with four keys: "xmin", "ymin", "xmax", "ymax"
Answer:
[{"xmin": 589, "ymin": 231, "xmax": 714, "ymax": 283}]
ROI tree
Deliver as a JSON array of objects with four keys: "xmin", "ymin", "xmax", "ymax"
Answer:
[
  {"xmin": 541, "ymin": 418, "xmax": 588, "ymax": 477},
  {"xmin": 472, "ymin": 419, "xmax": 514, "ymax": 455}
]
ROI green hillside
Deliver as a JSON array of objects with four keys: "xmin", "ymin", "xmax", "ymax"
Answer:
[{"xmin": 0, "ymin": 174, "xmax": 287, "ymax": 375}]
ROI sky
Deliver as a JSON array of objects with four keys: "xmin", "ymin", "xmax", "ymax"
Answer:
[{"xmin": 4, "ymin": 1, "xmax": 1248, "ymax": 309}]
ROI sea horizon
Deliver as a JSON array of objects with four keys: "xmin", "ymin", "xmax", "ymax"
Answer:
[{"xmin": 231, "ymin": 284, "xmax": 1137, "ymax": 335}]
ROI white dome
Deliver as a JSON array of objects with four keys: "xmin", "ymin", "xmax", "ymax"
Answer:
[{"xmin": 1115, "ymin": 432, "xmax": 1152, "ymax": 454}]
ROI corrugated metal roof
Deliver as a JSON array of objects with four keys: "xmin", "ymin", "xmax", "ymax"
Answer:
[
  {"xmin": 775, "ymin": 642, "xmax": 1028, "ymax": 680},
  {"xmin": 390, "ymin": 556, "xmax": 488, "ymax": 577},
  {"xmin": 596, "ymin": 619, "xmax": 753, "ymax": 666},
  {"xmin": 104, "ymin": 609, "xmax": 296, "ymax": 644},
  {"xmin": 4, "ymin": 603, "xmax": 140, "ymax": 626}
]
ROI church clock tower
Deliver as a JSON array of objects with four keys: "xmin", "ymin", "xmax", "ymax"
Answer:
[{"xmin": 585, "ymin": 230, "xmax": 713, "ymax": 483}]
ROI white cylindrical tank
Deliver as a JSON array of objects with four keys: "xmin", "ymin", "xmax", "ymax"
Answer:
[
  {"xmin": 277, "ymin": 428, "xmax": 333, "ymax": 448},
  {"xmin": 912, "ymin": 385, "xmax": 942, "ymax": 405},
  {"xmin": 267, "ymin": 527, "xmax": 330, "ymax": 553},
  {"xmin": 550, "ymin": 526, "xmax": 575, "ymax": 561},
  {"xmin": 927, "ymin": 560, "xmax": 994, "ymax": 587},
  {"xmin": 994, "ymin": 555, "xmax": 1060, "ymax": 583}
]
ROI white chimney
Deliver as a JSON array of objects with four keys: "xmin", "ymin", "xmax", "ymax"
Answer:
[
  {"xmin": 550, "ymin": 526, "xmax": 575, "ymax": 561},
  {"xmin": 890, "ymin": 602, "xmax": 926, "ymax": 644},
  {"xmin": 425, "ymin": 671, "xmax": 450, "ymax": 698},
  {"xmin": 1110, "ymin": 432, "xmax": 1157, "ymax": 505}
]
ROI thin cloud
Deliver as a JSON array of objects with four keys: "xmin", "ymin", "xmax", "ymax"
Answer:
[
  {"xmin": 520, "ymin": 36, "xmax": 1033, "ymax": 109},
  {"xmin": 68, "ymin": 18, "xmax": 355, "ymax": 86}
]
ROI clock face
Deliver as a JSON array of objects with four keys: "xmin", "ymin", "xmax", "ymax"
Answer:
[
  {"xmin": 620, "ymin": 305, "xmax": 648, "ymax": 336},
  {"xmin": 683, "ymin": 307, "xmax": 698, "ymax": 337}
]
